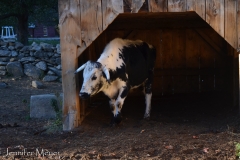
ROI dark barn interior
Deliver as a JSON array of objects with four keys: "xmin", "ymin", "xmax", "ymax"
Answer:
[{"xmin": 77, "ymin": 12, "xmax": 238, "ymax": 122}]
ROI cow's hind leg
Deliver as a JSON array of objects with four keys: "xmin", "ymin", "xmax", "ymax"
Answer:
[{"xmin": 144, "ymin": 69, "xmax": 154, "ymax": 119}]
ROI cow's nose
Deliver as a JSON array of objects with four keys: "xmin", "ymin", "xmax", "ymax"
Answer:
[
  {"xmin": 114, "ymin": 112, "xmax": 122, "ymax": 124},
  {"xmin": 79, "ymin": 92, "xmax": 90, "ymax": 99}
]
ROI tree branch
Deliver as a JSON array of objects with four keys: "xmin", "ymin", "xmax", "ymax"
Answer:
[{"xmin": 0, "ymin": 13, "xmax": 18, "ymax": 20}]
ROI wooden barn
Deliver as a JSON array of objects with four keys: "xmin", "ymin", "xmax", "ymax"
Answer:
[{"xmin": 58, "ymin": 0, "xmax": 240, "ymax": 131}]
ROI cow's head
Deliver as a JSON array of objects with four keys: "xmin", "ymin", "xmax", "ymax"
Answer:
[{"xmin": 75, "ymin": 61, "xmax": 110, "ymax": 99}]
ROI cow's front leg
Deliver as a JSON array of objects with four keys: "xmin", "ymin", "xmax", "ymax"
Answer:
[
  {"xmin": 112, "ymin": 86, "xmax": 129, "ymax": 124},
  {"xmin": 144, "ymin": 69, "xmax": 154, "ymax": 119}
]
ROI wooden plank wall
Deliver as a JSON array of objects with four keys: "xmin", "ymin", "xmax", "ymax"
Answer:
[
  {"xmin": 59, "ymin": 0, "xmax": 240, "ymax": 130},
  {"xmin": 79, "ymin": 27, "xmax": 229, "ymax": 96},
  {"xmin": 60, "ymin": 0, "xmax": 240, "ymax": 58}
]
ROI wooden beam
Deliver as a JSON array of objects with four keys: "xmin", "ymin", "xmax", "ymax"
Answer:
[
  {"xmin": 168, "ymin": 0, "xmax": 186, "ymax": 12},
  {"xmin": 58, "ymin": 0, "xmax": 81, "ymax": 131},
  {"xmin": 238, "ymin": 0, "xmax": 240, "ymax": 50},
  {"xmin": 148, "ymin": 0, "xmax": 167, "ymax": 12},
  {"xmin": 206, "ymin": 0, "xmax": 224, "ymax": 37},
  {"xmin": 225, "ymin": 0, "xmax": 237, "ymax": 49},
  {"xmin": 102, "ymin": 0, "xmax": 123, "ymax": 30},
  {"xmin": 80, "ymin": 0, "xmax": 102, "ymax": 54},
  {"xmin": 195, "ymin": 29, "xmax": 225, "ymax": 55}
]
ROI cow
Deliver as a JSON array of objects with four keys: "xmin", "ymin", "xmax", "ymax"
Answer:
[{"xmin": 75, "ymin": 38, "xmax": 156, "ymax": 125}]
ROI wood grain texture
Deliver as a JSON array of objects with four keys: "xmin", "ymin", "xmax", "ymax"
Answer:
[
  {"xmin": 80, "ymin": 0, "xmax": 102, "ymax": 49},
  {"xmin": 102, "ymin": 0, "xmax": 123, "ymax": 30},
  {"xmin": 238, "ymin": 0, "xmax": 240, "ymax": 50},
  {"xmin": 195, "ymin": 0, "xmax": 206, "ymax": 20},
  {"xmin": 59, "ymin": 0, "xmax": 81, "ymax": 131},
  {"xmin": 123, "ymin": 0, "xmax": 145, "ymax": 13},
  {"xmin": 168, "ymin": 0, "xmax": 186, "ymax": 12},
  {"xmin": 148, "ymin": 0, "xmax": 167, "ymax": 12},
  {"xmin": 225, "ymin": 0, "xmax": 237, "ymax": 49},
  {"xmin": 206, "ymin": 0, "xmax": 224, "ymax": 37}
]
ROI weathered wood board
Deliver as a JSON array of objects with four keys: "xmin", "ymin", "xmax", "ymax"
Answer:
[
  {"xmin": 59, "ymin": 0, "xmax": 81, "ymax": 131},
  {"xmin": 206, "ymin": 0, "xmax": 224, "ymax": 37}
]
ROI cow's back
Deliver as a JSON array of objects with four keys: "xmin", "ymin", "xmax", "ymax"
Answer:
[
  {"xmin": 97, "ymin": 38, "xmax": 156, "ymax": 87},
  {"xmin": 121, "ymin": 41, "xmax": 156, "ymax": 87}
]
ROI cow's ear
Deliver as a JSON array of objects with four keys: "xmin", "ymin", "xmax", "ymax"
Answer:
[
  {"xmin": 102, "ymin": 65, "xmax": 110, "ymax": 81},
  {"xmin": 75, "ymin": 63, "xmax": 86, "ymax": 74}
]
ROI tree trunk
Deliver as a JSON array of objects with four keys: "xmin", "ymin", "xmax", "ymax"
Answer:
[{"xmin": 17, "ymin": 14, "xmax": 29, "ymax": 45}]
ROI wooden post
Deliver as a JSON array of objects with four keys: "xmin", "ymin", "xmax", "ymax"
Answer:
[
  {"xmin": 59, "ymin": 0, "xmax": 81, "ymax": 131},
  {"xmin": 225, "ymin": 0, "xmax": 237, "ymax": 49}
]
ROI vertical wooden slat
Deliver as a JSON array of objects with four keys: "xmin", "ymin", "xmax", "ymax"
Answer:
[
  {"xmin": 80, "ymin": 0, "xmax": 102, "ymax": 50},
  {"xmin": 102, "ymin": 0, "xmax": 123, "ymax": 30},
  {"xmin": 168, "ymin": 0, "xmax": 186, "ymax": 12},
  {"xmin": 58, "ymin": 0, "xmax": 81, "ymax": 131},
  {"xmin": 206, "ymin": 0, "xmax": 224, "ymax": 37},
  {"xmin": 186, "ymin": 0, "xmax": 196, "ymax": 11},
  {"xmin": 225, "ymin": 0, "xmax": 237, "ymax": 49},
  {"xmin": 123, "ymin": 0, "xmax": 146, "ymax": 13},
  {"xmin": 237, "ymin": 0, "xmax": 240, "ymax": 50},
  {"xmin": 195, "ymin": 0, "xmax": 206, "ymax": 20},
  {"xmin": 148, "ymin": 0, "xmax": 168, "ymax": 12}
]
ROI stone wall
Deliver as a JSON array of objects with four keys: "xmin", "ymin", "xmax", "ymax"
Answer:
[{"xmin": 0, "ymin": 39, "xmax": 62, "ymax": 82}]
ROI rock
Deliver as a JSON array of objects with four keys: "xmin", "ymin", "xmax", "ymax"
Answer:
[
  {"xmin": 31, "ymin": 43, "xmax": 42, "ymax": 52},
  {"xmin": 0, "ymin": 50, "xmax": 11, "ymax": 56},
  {"xmin": 11, "ymin": 51, "xmax": 18, "ymax": 57},
  {"xmin": 0, "ymin": 82, "xmax": 7, "ymax": 88},
  {"xmin": 47, "ymin": 70, "xmax": 55, "ymax": 75},
  {"xmin": 0, "ymin": 57, "xmax": 10, "ymax": 62},
  {"xmin": 24, "ymin": 64, "xmax": 43, "ymax": 79},
  {"xmin": 36, "ymin": 61, "xmax": 47, "ymax": 71},
  {"xmin": 17, "ymin": 53, "xmax": 25, "ymax": 59},
  {"xmin": 19, "ymin": 57, "xmax": 35, "ymax": 62},
  {"xmin": 0, "ymin": 41, "xmax": 7, "ymax": 47},
  {"xmin": 32, "ymin": 80, "xmax": 44, "ymax": 89},
  {"xmin": 42, "ymin": 75, "xmax": 58, "ymax": 82},
  {"xmin": 30, "ymin": 94, "xmax": 63, "ymax": 119},
  {"xmin": 15, "ymin": 42, "xmax": 24, "ymax": 49},
  {"xmin": 8, "ymin": 46, "xmax": 15, "ymax": 50},
  {"xmin": 0, "ymin": 66, "xmax": 6, "ymax": 70},
  {"xmin": 56, "ymin": 44, "xmax": 61, "ymax": 54},
  {"xmin": 40, "ymin": 42, "xmax": 53, "ymax": 52},
  {"xmin": 56, "ymin": 65, "xmax": 61, "ymax": 70},
  {"xmin": 34, "ymin": 50, "xmax": 49, "ymax": 58},
  {"xmin": 48, "ymin": 67, "xmax": 61, "ymax": 77},
  {"xmin": 55, "ymin": 57, "xmax": 61, "ymax": 65},
  {"xmin": 20, "ymin": 46, "xmax": 30, "ymax": 52},
  {"xmin": 0, "ymin": 62, "xmax": 8, "ymax": 66},
  {"xmin": 19, "ymin": 57, "xmax": 36, "ymax": 62},
  {"xmin": 6, "ymin": 62, "xmax": 24, "ymax": 77},
  {"xmin": 0, "ymin": 71, "xmax": 6, "ymax": 76},
  {"xmin": 47, "ymin": 52, "xmax": 54, "ymax": 57},
  {"xmin": 10, "ymin": 58, "xmax": 18, "ymax": 62}
]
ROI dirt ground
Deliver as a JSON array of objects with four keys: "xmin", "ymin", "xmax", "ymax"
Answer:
[{"xmin": 1, "ymin": 76, "xmax": 240, "ymax": 160}]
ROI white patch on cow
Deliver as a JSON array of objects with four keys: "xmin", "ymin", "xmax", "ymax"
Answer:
[
  {"xmin": 80, "ymin": 62, "xmax": 102, "ymax": 96},
  {"xmin": 101, "ymin": 78, "xmax": 126, "ymax": 99},
  {"xmin": 144, "ymin": 93, "xmax": 152, "ymax": 118},
  {"xmin": 97, "ymin": 38, "xmax": 143, "ymax": 72}
]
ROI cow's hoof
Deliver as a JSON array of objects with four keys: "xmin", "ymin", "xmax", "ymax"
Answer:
[{"xmin": 144, "ymin": 116, "xmax": 150, "ymax": 121}]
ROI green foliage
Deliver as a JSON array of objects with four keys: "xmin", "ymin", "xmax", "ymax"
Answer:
[
  {"xmin": 45, "ymin": 93, "xmax": 63, "ymax": 133},
  {"xmin": 0, "ymin": 0, "xmax": 58, "ymax": 44},
  {"xmin": 235, "ymin": 142, "xmax": 240, "ymax": 158}
]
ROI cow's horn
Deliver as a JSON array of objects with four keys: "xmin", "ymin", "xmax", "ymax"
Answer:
[
  {"xmin": 102, "ymin": 65, "xmax": 110, "ymax": 82},
  {"xmin": 75, "ymin": 63, "xmax": 86, "ymax": 74}
]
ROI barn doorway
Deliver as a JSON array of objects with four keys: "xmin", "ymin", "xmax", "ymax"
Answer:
[{"xmin": 77, "ymin": 12, "xmax": 238, "ymax": 122}]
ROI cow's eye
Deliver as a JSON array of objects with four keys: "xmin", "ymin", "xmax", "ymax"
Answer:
[{"xmin": 91, "ymin": 75, "xmax": 97, "ymax": 80}]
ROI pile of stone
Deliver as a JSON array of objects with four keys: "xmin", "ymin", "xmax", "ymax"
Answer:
[{"xmin": 0, "ymin": 39, "xmax": 61, "ymax": 82}]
